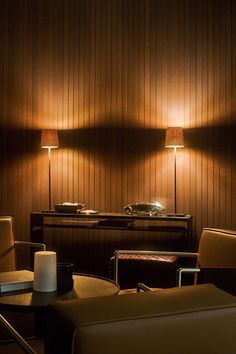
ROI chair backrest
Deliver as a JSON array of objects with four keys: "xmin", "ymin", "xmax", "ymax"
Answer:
[
  {"xmin": 198, "ymin": 228, "xmax": 236, "ymax": 268},
  {"xmin": 0, "ymin": 216, "xmax": 16, "ymax": 272}
]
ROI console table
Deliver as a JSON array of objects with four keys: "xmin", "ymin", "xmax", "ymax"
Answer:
[{"xmin": 30, "ymin": 212, "xmax": 193, "ymax": 249}]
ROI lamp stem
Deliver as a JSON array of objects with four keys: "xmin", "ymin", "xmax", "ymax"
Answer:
[
  {"xmin": 48, "ymin": 147, "xmax": 52, "ymax": 210},
  {"xmin": 174, "ymin": 147, "xmax": 177, "ymax": 214}
]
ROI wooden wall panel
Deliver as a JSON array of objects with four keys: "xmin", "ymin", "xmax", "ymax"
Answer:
[{"xmin": 0, "ymin": 0, "xmax": 236, "ymax": 273}]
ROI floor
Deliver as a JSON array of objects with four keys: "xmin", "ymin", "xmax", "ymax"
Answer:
[
  {"xmin": 0, "ymin": 311, "xmax": 44, "ymax": 353},
  {"xmin": 0, "ymin": 339, "xmax": 44, "ymax": 353}
]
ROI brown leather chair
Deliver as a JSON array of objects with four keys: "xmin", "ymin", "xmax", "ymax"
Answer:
[
  {"xmin": 0, "ymin": 216, "xmax": 45, "ymax": 350},
  {"xmin": 0, "ymin": 216, "xmax": 45, "ymax": 272},
  {"xmin": 44, "ymin": 283, "xmax": 236, "ymax": 354},
  {"xmin": 43, "ymin": 228, "xmax": 236, "ymax": 354},
  {"xmin": 114, "ymin": 228, "xmax": 236, "ymax": 293},
  {"xmin": 197, "ymin": 228, "xmax": 236, "ymax": 267}
]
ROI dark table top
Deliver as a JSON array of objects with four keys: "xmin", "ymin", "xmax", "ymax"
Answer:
[
  {"xmin": 31, "ymin": 211, "xmax": 192, "ymax": 221},
  {"xmin": 0, "ymin": 273, "xmax": 119, "ymax": 312}
]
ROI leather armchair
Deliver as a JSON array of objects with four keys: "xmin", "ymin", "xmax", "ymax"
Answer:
[
  {"xmin": 0, "ymin": 216, "xmax": 45, "ymax": 346},
  {"xmin": 0, "ymin": 216, "xmax": 45, "ymax": 272},
  {"xmin": 114, "ymin": 228, "xmax": 236, "ymax": 292},
  {"xmin": 44, "ymin": 284, "xmax": 236, "ymax": 354}
]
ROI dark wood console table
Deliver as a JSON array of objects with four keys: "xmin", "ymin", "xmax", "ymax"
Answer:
[{"xmin": 30, "ymin": 212, "xmax": 193, "ymax": 249}]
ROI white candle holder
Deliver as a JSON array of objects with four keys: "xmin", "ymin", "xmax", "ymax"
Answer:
[{"xmin": 33, "ymin": 251, "xmax": 57, "ymax": 292}]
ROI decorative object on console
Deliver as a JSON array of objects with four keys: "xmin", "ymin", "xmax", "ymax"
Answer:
[
  {"xmin": 55, "ymin": 202, "xmax": 85, "ymax": 213},
  {"xmin": 33, "ymin": 251, "xmax": 57, "ymax": 292},
  {"xmin": 124, "ymin": 201, "xmax": 165, "ymax": 216},
  {"xmin": 78, "ymin": 209, "xmax": 98, "ymax": 214},
  {"xmin": 165, "ymin": 127, "xmax": 184, "ymax": 214},
  {"xmin": 41, "ymin": 129, "xmax": 59, "ymax": 210}
]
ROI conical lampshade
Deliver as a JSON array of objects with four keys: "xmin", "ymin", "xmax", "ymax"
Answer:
[
  {"xmin": 41, "ymin": 129, "xmax": 59, "ymax": 148},
  {"xmin": 165, "ymin": 127, "xmax": 184, "ymax": 148}
]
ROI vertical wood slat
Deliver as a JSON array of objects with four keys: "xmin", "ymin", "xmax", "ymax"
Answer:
[{"xmin": 0, "ymin": 0, "xmax": 235, "ymax": 271}]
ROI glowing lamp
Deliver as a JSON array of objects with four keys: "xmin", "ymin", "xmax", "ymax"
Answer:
[
  {"xmin": 165, "ymin": 127, "xmax": 184, "ymax": 214},
  {"xmin": 41, "ymin": 129, "xmax": 59, "ymax": 210}
]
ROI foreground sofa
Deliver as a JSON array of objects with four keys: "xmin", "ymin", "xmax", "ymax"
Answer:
[{"xmin": 44, "ymin": 284, "xmax": 236, "ymax": 354}]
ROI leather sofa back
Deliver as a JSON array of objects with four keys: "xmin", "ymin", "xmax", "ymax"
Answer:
[{"xmin": 45, "ymin": 284, "xmax": 236, "ymax": 354}]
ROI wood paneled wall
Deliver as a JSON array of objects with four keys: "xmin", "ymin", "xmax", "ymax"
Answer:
[{"xmin": 0, "ymin": 0, "xmax": 236, "ymax": 270}]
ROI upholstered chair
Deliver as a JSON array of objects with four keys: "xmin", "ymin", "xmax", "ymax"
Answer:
[
  {"xmin": 0, "ymin": 216, "xmax": 45, "ymax": 352},
  {"xmin": 114, "ymin": 228, "xmax": 236, "ymax": 294},
  {"xmin": 0, "ymin": 216, "xmax": 45, "ymax": 272}
]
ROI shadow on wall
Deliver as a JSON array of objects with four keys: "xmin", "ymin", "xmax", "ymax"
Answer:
[{"xmin": 0, "ymin": 122, "xmax": 235, "ymax": 166}]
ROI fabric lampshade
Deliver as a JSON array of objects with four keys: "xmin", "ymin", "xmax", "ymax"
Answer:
[
  {"xmin": 165, "ymin": 127, "xmax": 184, "ymax": 148},
  {"xmin": 41, "ymin": 129, "xmax": 59, "ymax": 148}
]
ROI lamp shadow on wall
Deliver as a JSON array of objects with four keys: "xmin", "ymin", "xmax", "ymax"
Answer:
[
  {"xmin": 60, "ymin": 125, "xmax": 165, "ymax": 160},
  {"xmin": 61, "ymin": 122, "xmax": 236, "ymax": 166},
  {"xmin": 0, "ymin": 126, "xmax": 164, "ymax": 168},
  {"xmin": 184, "ymin": 124, "xmax": 236, "ymax": 157},
  {"xmin": 0, "ymin": 128, "xmax": 41, "ymax": 164},
  {"xmin": 0, "ymin": 122, "xmax": 235, "ymax": 166}
]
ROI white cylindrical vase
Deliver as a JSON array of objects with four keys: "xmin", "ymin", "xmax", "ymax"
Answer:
[{"xmin": 33, "ymin": 251, "xmax": 57, "ymax": 292}]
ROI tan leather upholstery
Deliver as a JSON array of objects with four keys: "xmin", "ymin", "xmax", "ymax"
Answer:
[
  {"xmin": 198, "ymin": 228, "xmax": 236, "ymax": 268},
  {"xmin": 45, "ymin": 284, "xmax": 236, "ymax": 354},
  {"xmin": 114, "ymin": 228, "xmax": 236, "ymax": 290},
  {"xmin": 0, "ymin": 216, "xmax": 46, "ymax": 344},
  {"xmin": 0, "ymin": 216, "xmax": 16, "ymax": 271}
]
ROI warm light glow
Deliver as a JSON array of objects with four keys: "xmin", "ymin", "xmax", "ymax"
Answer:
[
  {"xmin": 41, "ymin": 129, "xmax": 59, "ymax": 148},
  {"xmin": 165, "ymin": 127, "xmax": 184, "ymax": 148}
]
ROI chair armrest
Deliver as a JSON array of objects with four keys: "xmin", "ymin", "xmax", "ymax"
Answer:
[
  {"xmin": 114, "ymin": 250, "xmax": 199, "ymax": 284},
  {"xmin": 177, "ymin": 267, "xmax": 201, "ymax": 287},
  {"xmin": 15, "ymin": 241, "xmax": 46, "ymax": 251},
  {"xmin": 0, "ymin": 314, "xmax": 36, "ymax": 354}
]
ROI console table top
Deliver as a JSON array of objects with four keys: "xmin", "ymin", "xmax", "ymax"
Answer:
[{"xmin": 31, "ymin": 211, "xmax": 192, "ymax": 221}]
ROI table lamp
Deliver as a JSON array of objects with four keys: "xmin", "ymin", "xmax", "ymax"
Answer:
[
  {"xmin": 165, "ymin": 127, "xmax": 184, "ymax": 214},
  {"xmin": 41, "ymin": 129, "xmax": 59, "ymax": 210}
]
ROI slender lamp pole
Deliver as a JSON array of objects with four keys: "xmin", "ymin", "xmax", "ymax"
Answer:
[
  {"xmin": 165, "ymin": 127, "xmax": 184, "ymax": 214},
  {"xmin": 41, "ymin": 129, "xmax": 59, "ymax": 210}
]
